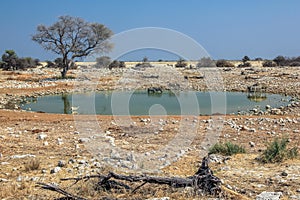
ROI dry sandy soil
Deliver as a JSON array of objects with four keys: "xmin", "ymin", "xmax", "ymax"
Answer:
[{"xmin": 0, "ymin": 65, "xmax": 299, "ymax": 200}]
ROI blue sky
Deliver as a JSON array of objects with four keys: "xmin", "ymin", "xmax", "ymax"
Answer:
[{"xmin": 0, "ymin": 0, "xmax": 299, "ymax": 61}]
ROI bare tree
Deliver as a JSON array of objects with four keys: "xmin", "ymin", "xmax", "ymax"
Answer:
[{"xmin": 32, "ymin": 15, "xmax": 113, "ymax": 78}]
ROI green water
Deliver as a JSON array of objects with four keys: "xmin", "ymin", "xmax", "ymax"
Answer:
[{"xmin": 20, "ymin": 91, "xmax": 290, "ymax": 115}]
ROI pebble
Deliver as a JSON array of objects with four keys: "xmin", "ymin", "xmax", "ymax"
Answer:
[
  {"xmin": 57, "ymin": 138, "xmax": 63, "ymax": 145},
  {"xmin": 256, "ymin": 191, "xmax": 282, "ymax": 200},
  {"xmin": 58, "ymin": 160, "xmax": 66, "ymax": 167},
  {"xmin": 281, "ymin": 171, "xmax": 288, "ymax": 176},
  {"xmin": 249, "ymin": 141, "xmax": 255, "ymax": 147},
  {"xmin": 146, "ymin": 197, "xmax": 170, "ymax": 200},
  {"xmin": 37, "ymin": 133, "xmax": 47, "ymax": 140},
  {"xmin": 10, "ymin": 154, "xmax": 36, "ymax": 159},
  {"xmin": 79, "ymin": 138, "xmax": 90, "ymax": 143},
  {"xmin": 50, "ymin": 167, "xmax": 61, "ymax": 174},
  {"xmin": 16, "ymin": 176, "xmax": 23, "ymax": 182}
]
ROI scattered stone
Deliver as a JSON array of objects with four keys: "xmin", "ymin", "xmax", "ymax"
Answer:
[
  {"xmin": 0, "ymin": 178, "xmax": 8, "ymax": 182},
  {"xmin": 79, "ymin": 138, "xmax": 90, "ymax": 143},
  {"xmin": 146, "ymin": 197, "xmax": 170, "ymax": 200},
  {"xmin": 50, "ymin": 167, "xmax": 61, "ymax": 174},
  {"xmin": 57, "ymin": 138, "xmax": 63, "ymax": 145},
  {"xmin": 249, "ymin": 128, "xmax": 256, "ymax": 132},
  {"xmin": 16, "ymin": 176, "xmax": 23, "ymax": 182},
  {"xmin": 289, "ymin": 195, "xmax": 300, "ymax": 199},
  {"xmin": 78, "ymin": 160, "xmax": 87, "ymax": 164},
  {"xmin": 256, "ymin": 191, "xmax": 282, "ymax": 200},
  {"xmin": 208, "ymin": 154, "xmax": 227, "ymax": 164},
  {"xmin": 37, "ymin": 133, "xmax": 47, "ymax": 140},
  {"xmin": 10, "ymin": 154, "xmax": 36, "ymax": 159},
  {"xmin": 58, "ymin": 160, "xmax": 66, "ymax": 167},
  {"xmin": 249, "ymin": 141, "xmax": 255, "ymax": 147},
  {"xmin": 281, "ymin": 171, "xmax": 288, "ymax": 176}
]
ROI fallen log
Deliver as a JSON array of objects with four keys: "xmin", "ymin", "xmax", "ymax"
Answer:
[{"xmin": 37, "ymin": 156, "xmax": 222, "ymax": 199}]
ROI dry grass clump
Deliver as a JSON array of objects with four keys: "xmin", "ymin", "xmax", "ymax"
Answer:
[{"xmin": 24, "ymin": 158, "xmax": 41, "ymax": 171}]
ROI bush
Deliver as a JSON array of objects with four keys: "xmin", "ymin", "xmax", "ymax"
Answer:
[
  {"xmin": 175, "ymin": 58, "xmax": 187, "ymax": 68},
  {"xmin": 135, "ymin": 57, "xmax": 153, "ymax": 69},
  {"xmin": 209, "ymin": 142, "xmax": 246, "ymax": 156},
  {"xmin": 262, "ymin": 60, "xmax": 277, "ymax": 67},
  {"xmin": 216, "ymin": 60, "xmax": 234, "ymax": 68},
  {"xmin": 108, "ymin": 60, "xmax": 126, "ymax": 69},
  {"xmin": 289, "ymin": 61, "xmax": 300, "ymax": 67},
  {"xmin": 0, "ymin": 50, "xmax": 39, "ymax": 70},
  {"xmin": 196, "ymin": 57, "xmax": 216, "ymax": 68},
  {"xmin": 259, "ymin": 138, "xmax": 298, "ymax": 163},
  {"xmin": 95, "ymin": 56, "xmax": 111, "ymax": 68},
  {"xmin": 238, "ymin": 62, "xmax": 251, "ymax": 68}
]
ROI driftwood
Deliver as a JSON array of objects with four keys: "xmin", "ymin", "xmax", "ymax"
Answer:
[{"xmin": 37, "ymin": 156, "xmax": 222, "ymax": 199}]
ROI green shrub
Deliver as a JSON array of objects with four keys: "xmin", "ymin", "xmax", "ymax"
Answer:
[
  {"xmin": 259, "ymin": 138, "xmax": 298, "ymax": 163},
  {"xmin": 209, "ymin": 141, "xmax": 246, "ymax": 156}
]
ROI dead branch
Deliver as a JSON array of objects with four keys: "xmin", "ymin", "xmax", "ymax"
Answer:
[
  {"xmin": 37, "ymin": 156, "xmax": 222, "ymax": 199},
  {"xmin": 36, "ymin": 182, "xmax": 87, "ymax": 200}
]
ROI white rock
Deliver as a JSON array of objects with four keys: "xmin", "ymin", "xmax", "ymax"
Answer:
[
  {"xmin": 50, "ymin": 167, "xmax": 61, "ymax": 174},
  {"xmin": 256, "ymin": 191, "xmax": 282, "ymax": 200},
  {"xmin": 79, "ymin": 138, "xmax": 90, "ymax": 143},
  {"xmin": 37, "ymin": 133, "xmax": 47, "ymax": 140},
  {"xmin": 249, "ymin": 141, "xmax": 255, "ymax": 147},
  {"xmin": 57, "ymin": 138, "xmax": 63, "ymax": 145},
  {"xmin": 10, "ymin": 154, "xmax": 36, "ymax": 159}
]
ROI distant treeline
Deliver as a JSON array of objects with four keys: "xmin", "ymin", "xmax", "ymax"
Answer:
[{"xmin": 1, "ymin": 50, "xmax": 300, "ymax": 71}]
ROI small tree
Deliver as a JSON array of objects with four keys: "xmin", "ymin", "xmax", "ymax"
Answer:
[
  {"xmin": 32, "ymin": 15, "xmax": 113, "ymax": 78},
  {"xmin": 1, "ymin": 50, "xmax": 18, "ymax": 70},
  {"xmin": 142, "ymin": 56, "xmax": 148, "ymax": 63},
  {"xmin": 0, "ymin": 50, "xmax": 39, "ymax": 70},
  {"xmin": 273, "ymin": 55, "xmax": 286, "ymax": 66},
  {"xmin": 242, "ymin": 56, "xmax": 250, "ymax": 64}
]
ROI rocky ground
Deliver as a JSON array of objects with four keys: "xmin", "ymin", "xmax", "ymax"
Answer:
[{"xmin": 0, "ymin": 65, "xmax": 299, "ymax": 199}]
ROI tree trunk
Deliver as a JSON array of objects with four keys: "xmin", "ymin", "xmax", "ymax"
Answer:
[
  {"xmin": 61, "ymin": 67, "xmax": 67, "ymax": 78},
  {"xmin": 61, "ymin": 55, "xmax": 69, "ymax": 79}
]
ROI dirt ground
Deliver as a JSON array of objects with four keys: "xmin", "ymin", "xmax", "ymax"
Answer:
[{"xmin": 0, "ymin": 66, "xmax": 299, "ymax": 199}]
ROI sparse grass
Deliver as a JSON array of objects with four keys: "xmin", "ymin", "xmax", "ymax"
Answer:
[
  {"xmin": 208, "ymin": 141, "xmax": 246, "ymax": 156},
  {"xmin": 259, "ymin": 137, "xmax": 298, "ymax": 163},
  {"xmin": 24, "ymin": 158, "xmax": 40, "ymax": 171}
]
